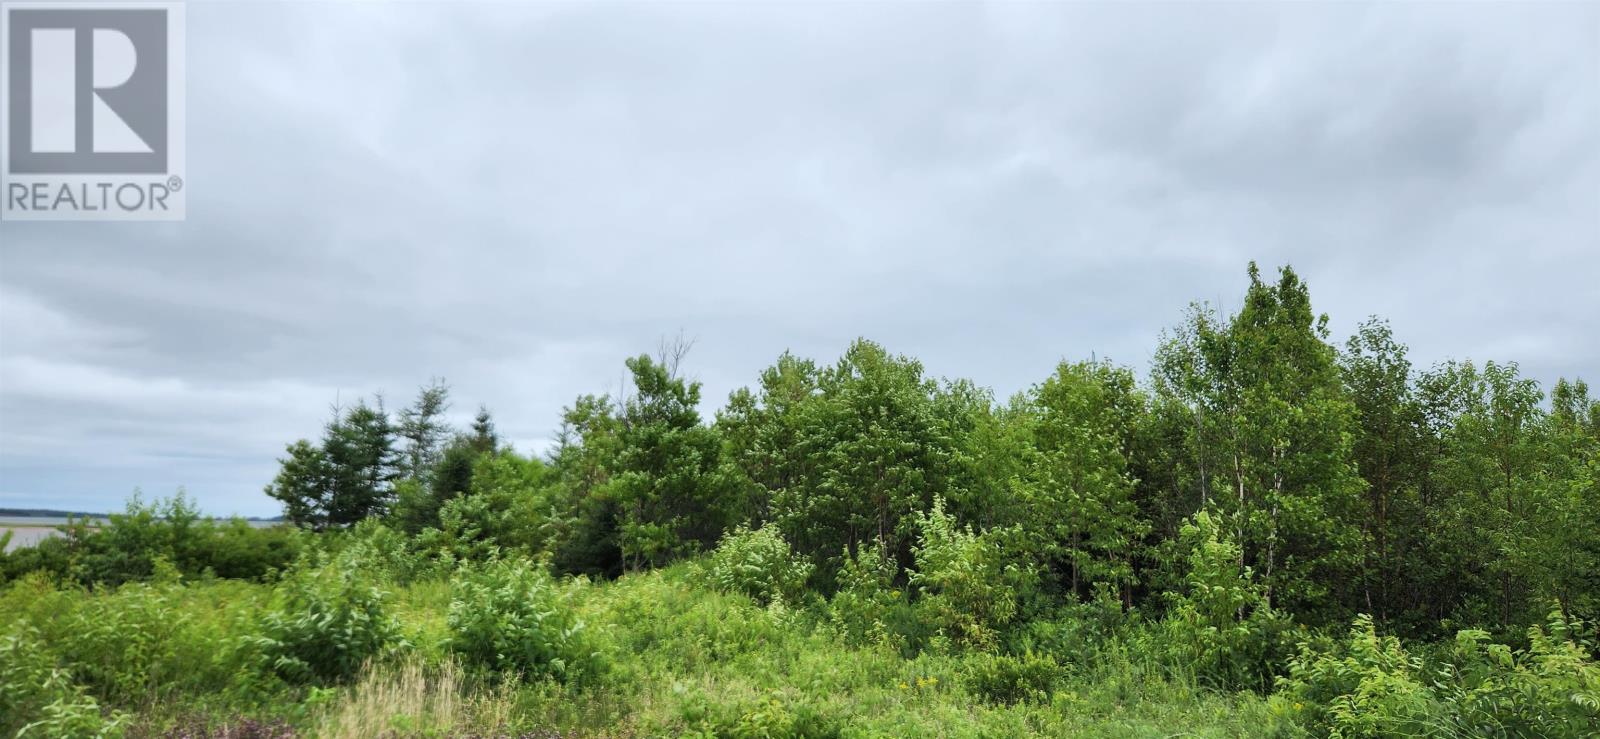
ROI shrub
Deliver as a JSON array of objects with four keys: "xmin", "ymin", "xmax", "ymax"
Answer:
[
  {"xmin": 668, "ymin": 685, "xmax": 844, "ymax": 739},
  {"xmin": 1006, "ymin": 585, "xmax": 1128, "ymax": 662},
  {"xmin": 1152, "ymin": 510, "xmax": 1293, "ymax": 692},
  {"xmin": 52, "ymin": 577, "xmax": 204, "ymax": 706},
  {"xmin": 413, "ymin": 493, "xmax": 510, "ymax": 569},
  {"xmin": 706, "ymin": 524, "xmax": 813, "ymax": 606},
  {"xmin": 1273, "ymin": 614, "xmax": 1439, "ymax": 737},
  {"xmin": 827, "ymin": 545, "xmax": 918, "ymax": 651},
  {"xmin": 0, "ymin": 534, "xmax": 75, "ymax": 586},
  {"xmin": 1438, "ymin": 614, "xmax": 1600, "ymax": 737},
  {"xmin": 965, "ymin": 651, "xmax": 1066, "ymax": 705},
  {"xmin": 313, "ymin": 519, "xmax": 425, "ymax": 584},
  {"xmin": 0, "ymin": 493, "xmax": 301, "ymax": 588},
  {"xmin": 907, "ymin": 498, "xmax": 1024, "ymax": 650},
  {"xmin": 188, "ymin": 520, "xmax": 302, "ymax": 582},
  {"xmin": 446, "ymin": 558, "xmax": 602, "ymax": 683},
  {"xmin": 243, "ymin": 551, "xmax": 402, "ymax": 684},
  {"xmin": 0, "ymin": 627, "xmax": 123, "ymax": 738},
  {"xmin": 1274, "ymin": 611, "xmax": 1600, "ymax": 738}
]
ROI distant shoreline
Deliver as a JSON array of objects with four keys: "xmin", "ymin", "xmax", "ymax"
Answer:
[{"xmin": 0, "ymin": 508, "xmax": 283, "ymax": 522}]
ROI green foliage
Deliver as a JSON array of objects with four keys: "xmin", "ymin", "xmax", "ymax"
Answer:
[
  {"xmin": 50, "ymin": 579, "xmax": 205, "ymax": 706},
  {"xmin": 1021, "ymin": 360, "xmax": 1150, "ymax": 602},
  {"xmin": 610, "ymin": 352, "xmax": 742, "ymax": 570},
  {"xmin": 1276, "ymin": 611, "xmax": 1600, "ymax": 738},
  {"xmin": 266, "ymin": 398, "xmax": 397, "ymax": 529},
  {"xmin": 1154, "ymin": 264, "xmax": 1366, "ymax": 622},
  {"xmin": 1153, "ymin": 510, "xmax": 1293, "ymax": 691},
  {"xmin": 410, "ymin": 450, "xmax": 556, "ymax": 569},
  {"xmin": 445, "ymin": 557, "xmax": 602, "ymax": 683},
  {"xmin": 1274, "ymin": 615, "xmax": 1439, "ymax": 737},
  {"xmin": 908, "ymin": 498, "xmax": 1027, "ymax": 650},
  {"xmin": 391, "ymin": 400, "xmax": 494, "ymax": 537},
  {"xmin": 668, "ymin": 686, "xmax": 845, "ymax": 739},
  {"xmin": 5, "ymin": 263, "xmax": 1599, "ymax": 736},
  {"xmin": 395, "ymin": 379, "xmax": 452, "ymax": 487},
  {"xmin": 0, "ymin": 492, "xmax": 301, "ymax": 587},
  {"xmin": 964, "ymin": 651, "xmax": 1067, "ymax": 705},
  {"xmin": 706, "ymin": 524, "xmax": 813, "ymax": 606},
  {"xmin": 0, "ymin": 626, "xmax": 123, "ymax": 738},
  {"xmin": 1438, "ymin": 615, "xmax": 1600, "ymax": 737},
  {"xmin": 244, "ymin": 550, "xmax": 402, "ymax": 684},
  {"xmin": 734, "ymin": 340, "xmax": 967, "ymax": 584},
  {"xmin": 1006, "ymin": 587, "xmax": 1130, "ymax": 663},
  {"xmin": 827, "ymin": 545, "xmax": 912, "ymax": 649}
]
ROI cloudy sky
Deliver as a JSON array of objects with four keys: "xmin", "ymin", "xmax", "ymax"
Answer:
[{"xmin": 1, "ymin": 1, "xmax": 1596, "ymax": 517}]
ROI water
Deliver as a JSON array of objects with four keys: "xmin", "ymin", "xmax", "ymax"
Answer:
[{"xmin": 0, "ymin": 516, "xmax": 279, "ymax": 552}]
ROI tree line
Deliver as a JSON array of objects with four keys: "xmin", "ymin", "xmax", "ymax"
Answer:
[{"xmin": 265, "ymin": 263, "xmax": 1600, "ymax": 643}]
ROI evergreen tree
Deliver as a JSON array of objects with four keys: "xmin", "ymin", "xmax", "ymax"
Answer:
[
  {"xmin": 267, "ymin": 398, "xmax": 397, "ymax": 528},
  {"xmin": 469, "ymin": 405, "xmax": 499, "ymax": 454},
  {"xmin": 609, "ymin": 353, "xmax": 738, "ymax": 569},
  {"xmin": 396, "ymin": 379, "xmax": 452, "ymax": 487}
]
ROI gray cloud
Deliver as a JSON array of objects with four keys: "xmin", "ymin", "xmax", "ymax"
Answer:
[{"xmin": 1, "ymin": 1, "xmax": 1596, "ymax": 516}]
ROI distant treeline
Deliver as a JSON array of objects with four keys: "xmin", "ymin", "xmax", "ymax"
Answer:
[
  {"xmin": 0, "ymin": 507, "xmax": 283, "ymax": 522},
  {"xmin": 0, "ymin": 508, "xmax": 105, "ymax": 519}
]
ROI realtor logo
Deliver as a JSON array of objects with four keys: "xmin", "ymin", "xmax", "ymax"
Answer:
[{"xmin": 1, "ymin": 1, "xmax": 185, "ymax": 220}]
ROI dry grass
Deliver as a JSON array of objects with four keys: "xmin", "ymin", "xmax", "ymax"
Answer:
[{"xmin": 317, "ymin": 659, "xmax": 461, "ymax": 738}]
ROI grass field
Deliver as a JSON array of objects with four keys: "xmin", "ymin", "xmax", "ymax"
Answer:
[{"xmin": 0, "ymin": 557, "xmax": 1297, "ymax": 738}]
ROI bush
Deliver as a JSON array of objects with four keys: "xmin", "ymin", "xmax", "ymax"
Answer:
[
  {"xmin": 1151, "ymin": 510, "xmax": 1293, "ymax": 692},
  {"xmin": 413, "ymin": 493, "xmax": 511, "ymax": 569},
  {"xmin": 188, "ymin": 519, "xmax": 302, "ymax": 582},
  {"xmin": 244, "ymin": 551, "xmax": 402, "ymax": 684},
  {"xmin": 1273, "ymin": 614, "xmax": 1439, "ymax": 737},
  {"xmin": 908, "ymin": 498, "xmax": 1025, "ymax": 650},
  {"xmin": 965, "ymin": 651, "xmax": 1067, "ymax": 705},
  {"xmin": 309, "ymin": 519, "xmax": 425, "ymax": 584},
  {"xmin": 52, "ymin": 577, "xmax": 206, "ymax": 706},
  {"xmin": 706, "ymin": 524, "xmax": 813, "ymax": 606},
  {"xmin": 1274, "ymin": 611, "xmax": 1600, "ymax": 738},
  {"xmin": 1006, "ymin": 585, "xmax": 1128, "ymax": 662},
  {"xmin": 666, "ymin": 685, "xmax": 844, "ymax": 739},
  {"xmin": 1438, "ymin": 614, "xmax": 1600, "ymax": 737},
  {"xmin": 827, "ymin": 545, "xmax": 919, "ymax": 651},
  {"xmin": 0, "ymin": 627, "xmax": 123, "ymax": 738},
  {"xmin": 445, "ymin": 557, "xmax": 602, "ymax": 683},
  {"xmin": 0, "ymin": 493, "xmax": 301, "ymax": 588}
]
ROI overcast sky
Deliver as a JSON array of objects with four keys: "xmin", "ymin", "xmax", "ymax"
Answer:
[{"xmin": 1, "ymin": 1, "xmax": 1596, "ymax": 517}]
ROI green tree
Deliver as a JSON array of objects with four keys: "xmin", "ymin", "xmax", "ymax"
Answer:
[
  {"xmin": 745, "ymin": 340, "xmax": 965, "ymax": 583},
  {"xmin": 1430, "ymin": 361, "xmax": 1549, "ymax": 631},
  {"xmin": 718, "ymin": 352, "xmax": 823, "ymax": 526},
  {"xmin": 468, "ymin": 405, "xmax": 500, "ymax": 454},
  {"xmin": 1339, "ymin": 318, "xmax": 1429, "ymax": 628},
  {"xmin": 267, "ymin": 399, "xmax": 397, "ymax": 528},
  {"xmin": 1152, "ymin": 264, "xmax": 1365, "ymax": 622},
  {"xmin": 392, "ymin": 404, "xmax": 499, "ymax": 535},
  {"xmin": 548, "ymin": 393, "xmax": 624, "ymax": 578},
  {"xmin": 1023, "ymin": 360, "xmax": 1149, "ymax": 604},
  {"xmin": 396, "ymin": 379, "xmax": 452, "ymax": 486},
  {"xmin": 609, "ymin": 352, "xmax": 739, "ymax": 569},
  {"xmin": 1545, "ymin": 379, "xmax": 1600, "ymax": 639}
]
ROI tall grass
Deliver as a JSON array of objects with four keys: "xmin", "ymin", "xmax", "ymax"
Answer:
[{"xmin": 315, "ymin": 660, "xmax": 460, "ymax": 739}]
